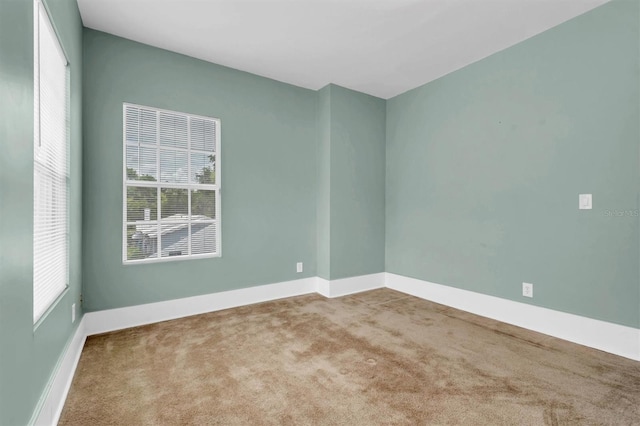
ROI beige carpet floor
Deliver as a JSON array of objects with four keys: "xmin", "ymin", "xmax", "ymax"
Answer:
[{"xmin": 60, "ymin": 289, "xmax": 640, "ymax": 425}]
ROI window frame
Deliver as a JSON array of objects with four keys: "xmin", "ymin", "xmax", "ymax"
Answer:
[
  {"xmin": 122, "ymin": 103, "xmax": 222, "ymax": 264},
  {"xmin": 33, "ymin": 0, "xmax": 70, "ymax": 324}
]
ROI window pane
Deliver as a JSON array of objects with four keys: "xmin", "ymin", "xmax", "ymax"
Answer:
[
  {"xmin": 160, "ymin": 149, "xmax": 188, "ymax": 183},
  {"xmin": 191, "ymin": 189, "xmax": 215, "ymax": 219},
  {"xmin": 125, "ymin": 107, "xmax": 139, "ymax": 144},
  {"xmin": 159, "ymin": 222, "xmax": 189, "ymax": 258},
  {"xmin": 191, "ymin": 222, "xmax": 216, "ymax": 255},
  {"xmin": 160, "ymin": 188, "xmax": 188, "ymax": 219},
  {"xmin": 126, "ymin": 186, "xmax": 157, "ymax": 222},
  {"xmin": 139, "ymin": 108, "xmax": 157, "ymax": 145},
  {"xmin": 126, "ymin": 145, "xmax": 157, "ymax": 181},
  {"xmin": 190, "ymin": 153, "xmax": 215, "ymax": 184},
  {"xmin": 127, "ymin": 224, "xmax": 158, "ymax": 260},
  {"xmin": 123, "ymin": 104, "xmax": 220, "ymax": 263},
  {"xmin": 191, "ymin": 118, "xmax": 215, "ymax": 152},
  {"xmin": 160, "ymin": 112, "xmax": 188, "ymax": 149}
]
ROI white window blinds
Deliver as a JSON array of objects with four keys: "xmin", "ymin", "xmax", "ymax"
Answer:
[
  {"xmin": 123, "ymin": 104, "xmax": 221, "ymax": 263},
  {"xmin": 33, "ymin": 1, "xmax": 69, "ymax": 323}
]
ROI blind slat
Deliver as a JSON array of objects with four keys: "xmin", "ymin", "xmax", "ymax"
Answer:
[{"xmin": 33, "ymin": 1, "xmax": 69, "ymax": 323}]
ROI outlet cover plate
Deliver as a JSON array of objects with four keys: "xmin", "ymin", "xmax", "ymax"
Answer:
[
  {"xmin": 296, "ymin": 262, "xmax": 303, "ymax": 273},
  {"xmin": 522, "ymin": 282, "xmax": 533, "ymax": 298},
  {"xmin": 579, "ymin": 194, "xmax": 592, "ymax": 210}
]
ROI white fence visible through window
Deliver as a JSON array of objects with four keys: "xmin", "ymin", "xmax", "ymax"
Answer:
[{"xmin": 122, "ymin": 104, "xmax": 221, "ymax": 263}]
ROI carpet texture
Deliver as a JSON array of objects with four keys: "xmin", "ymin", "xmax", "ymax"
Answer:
[{"xmin": 60, "ymin": 289, "xmax": 640, "ymax": 425}]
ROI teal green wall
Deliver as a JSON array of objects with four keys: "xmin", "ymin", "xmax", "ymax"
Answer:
[
  {"xmin": 316, "ymin": 85, "xmax": 386, "ymax": 280},
  {"xmin": 386, "ymin": 0, "xmax": 640, "ymax": 328},
  {"xmin": 82, "ymin": 30, "xmax": 318, "ymax": 311},
  {"xmin": 328, "ymin": 85, "xmax": 386, "ymax": 280},
  {"xmin": 316, "ymin": 86, "xmax": 332, "ymax": 279},
  {"xmin": 0, "ymin": 0, "xmax": 83, "ymax": 424}
]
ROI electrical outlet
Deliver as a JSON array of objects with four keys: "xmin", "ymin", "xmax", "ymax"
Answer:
[
  {"xmin": 522, "ymin": 282, "xmax": 533, "ymax": 298},
  {"xmin": 296, "ymin": 262, "xmax": 303, "ymax": 273},
  {"xmin": 72, "ymin": 303, "xmax": 76, "ymax": 323}
]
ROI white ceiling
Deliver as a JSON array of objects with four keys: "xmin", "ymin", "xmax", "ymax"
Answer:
[{"xmin": 77, "ymin": 0, "xmax": 610, "ymax": 99}]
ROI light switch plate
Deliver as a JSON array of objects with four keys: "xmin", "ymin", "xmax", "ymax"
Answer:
[{"xmin": 579, "ymin": 194, "xmax": 592, "ymax": 210}]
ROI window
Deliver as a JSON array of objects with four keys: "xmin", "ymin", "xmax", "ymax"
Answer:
[
  {"xmin": 33, "ymin": 1, "xmax": 69, "ymax": 323},
  {"xmin": 123, "ymin": 104, "xmax": 221, "ymax": 263}
]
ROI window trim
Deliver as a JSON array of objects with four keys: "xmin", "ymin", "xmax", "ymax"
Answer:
[{"xmin": 121, "ymin": 103, "xmax": 222, "ymax": 264}]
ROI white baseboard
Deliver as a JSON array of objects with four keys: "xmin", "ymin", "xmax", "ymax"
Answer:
[
  {"xmin": 32, "ymin": 272, "xmax": 640, "ymax": 425},
  {"xmin": 315, "ymin": 273, "xmax": 385, "ymax": 298},
  {"xmin": 32, "ymin": 317, "xmax": 86, "ymax": 426},
  {"xmin": 386, "ymin": 272, "xmax": 640, "ymax": 361},
  {"xmin": 84, "ymin": 277, "xmax": 317, "ymax": 336}
]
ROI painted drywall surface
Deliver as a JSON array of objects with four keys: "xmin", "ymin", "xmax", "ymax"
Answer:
[
  {"xmin": 316, "ymin": 85, "xmax": 331, "ymax": 279},
  {"xmin": 316, "ymin": 84, "xmax": 386, "ymax": 280},
  {"xmin": 328, "ymin": 85, "xmax": 386, "ymax": 280},
  {"xmin": 0, "ymin": 0, "xmax": 83, "ymax": 424},
  {"xmin": 82, "ymin": 30, "xmax": 317, "ymax": 311},
  {"xmin": 386, "ymin": 0, "xmax": 640, "ymax": 327}
]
